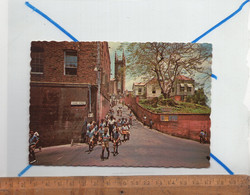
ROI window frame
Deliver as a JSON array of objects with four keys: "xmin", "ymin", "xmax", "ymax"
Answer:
[
  {"xmin": 64, "ymin": 50, "xmax": 78, "ymax": 76},
  {"xmin": 30, "ymin": 46, "xmax": 44, "ymax": 74}
]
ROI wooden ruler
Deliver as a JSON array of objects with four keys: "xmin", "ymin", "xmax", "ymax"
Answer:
[{"xmin": 0, "ymin": 175, "xmax": 249, "ymax": 195}]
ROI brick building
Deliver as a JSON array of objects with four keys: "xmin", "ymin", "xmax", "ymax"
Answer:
[{"xmin": 30, "ymin": 41, "xmax": 111, "ymax": 146}]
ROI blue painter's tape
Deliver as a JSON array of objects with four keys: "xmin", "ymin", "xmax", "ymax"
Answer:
[
  {"xmin": 210, "ymin": 153, "xmax": 234, "ymax": 175},
  {"xmin": 18, "ymin": 164, "xmax": 32, "ymax": 177},
  {"xmin": 211, "ymin": 74, "xmax": 217, "ymax": 80},
  {"xmin": 25, "ymin": 1, "xmax": 79, "ymax": 42},
  {"xmin": 192, "ymin": 0, "xmax": 250, "ymax": 43}
]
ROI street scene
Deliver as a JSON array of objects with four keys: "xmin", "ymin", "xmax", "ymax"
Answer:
[
  {"xmin": 29, "ymin": 41, "xmax": 211, "ymax": 167},
  {"xmin": 35, "ymin": 103, "xmax": 210, "ymax": 167}
]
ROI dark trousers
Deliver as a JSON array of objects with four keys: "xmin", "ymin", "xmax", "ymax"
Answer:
[
  {"xmin": 29, "ymin": 146, "xmax": 36, "ymax": 162},
  {"xmin": 109, "ymin": 125, "xmax": 113, "ymax": 138}
]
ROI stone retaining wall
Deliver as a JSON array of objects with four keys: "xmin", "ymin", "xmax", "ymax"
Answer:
[{"xmin": 124, "ymin": 95, "xmax": 210, "ymax": 142}]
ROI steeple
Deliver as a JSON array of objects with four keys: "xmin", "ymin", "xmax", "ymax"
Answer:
[
  {"xmin": 115, "ymin": 52, "xmax": 118, "ymax": 62},
  {"xmin": 122, "ymin": 49, "xmax": 126, "ymax": 64}
]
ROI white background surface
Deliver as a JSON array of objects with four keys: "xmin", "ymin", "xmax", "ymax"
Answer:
[{"xmin": 0, "ymin": 0, "xmax": 249, "ymax": 176}]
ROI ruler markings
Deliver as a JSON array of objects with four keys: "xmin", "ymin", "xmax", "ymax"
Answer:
[{"xmin": 0, "ymin": 176, "xmax": 249, "ymax": 190}]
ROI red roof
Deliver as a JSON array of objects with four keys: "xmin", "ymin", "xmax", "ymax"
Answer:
[
  {"xmin": 177, "ymin": 75, "xmax": 193, "ymax": 81},
  {"xmin": 133, "ymin": 82, "xmax": 146, "ymax": 86}
]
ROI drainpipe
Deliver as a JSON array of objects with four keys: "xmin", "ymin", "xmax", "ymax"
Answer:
[
  {"xmin": 88, "ymin": 84, "xmax": 91, "ymax": 113},
  {"xmin": 96, "ymin": 42, "xmax": 101, "ymax": 122}
]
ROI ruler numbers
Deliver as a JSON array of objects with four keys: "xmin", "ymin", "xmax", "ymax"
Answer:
[{"xmin": 0, "ymin": 175, "xmax": 249, "ymax": 194}]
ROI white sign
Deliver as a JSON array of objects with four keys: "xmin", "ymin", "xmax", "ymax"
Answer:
[
  {"xmin": 88, "ymin": 113, "xmax": 94, "ymax": 117},
  {"xmin": 71, "ymin": 101, "xmax": 86, "ymax": 106}
]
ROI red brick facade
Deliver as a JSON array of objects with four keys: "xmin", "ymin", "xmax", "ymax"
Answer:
[
  {"xmin": 125, "ymin": 95, "xmax": 211, "ymax": 142},
  {"xmin": 30, "ymin": 41, "xmax": 111, "ymax": 146}
]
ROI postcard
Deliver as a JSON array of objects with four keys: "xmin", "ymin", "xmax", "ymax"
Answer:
[{"xmin": 29, "ymin": 41, "xmax": 211, "ymax": 168}]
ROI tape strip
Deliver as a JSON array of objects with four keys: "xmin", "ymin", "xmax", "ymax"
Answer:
[
  {"xmin": 191, "ymin": 0, "xmax": 250, "ymax": 43},
  {"xmin": 210, "ymin": 153, "xmax": 234, "ymax": 175},
  {"xmin": 18, "ymin": 164, "xmax": 32, "ymax": 177},
  {"xmin": 211, "ymin": 74, "xmax": 218, "ymax": 80},
  {"xmin": 23, "ymin": 0, "xmax": 248, "ymax": 176},
  {"xmin": 25, "ymin": 1, "xmax": 79, "ymax": 42}
]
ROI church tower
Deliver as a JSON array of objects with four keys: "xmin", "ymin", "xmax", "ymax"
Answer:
[{"xmin": 114, "ymin": 51, "xmax": 126, "ymax": 95}]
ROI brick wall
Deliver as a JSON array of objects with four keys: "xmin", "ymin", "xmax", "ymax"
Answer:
[
  {"xmin": 125, "ymin": 95, "xmax": 211, "ymax": 142},
  {"xmin": 30, "ymin": 84, "xmax": 97, "ymax": 147},
  {"xmin": 29, "ymin": 41, "xmax": 111, "ymax": 146},
  {"xmin": 31, "ymin": 41, "xmax": 98, "ymax": 84}
]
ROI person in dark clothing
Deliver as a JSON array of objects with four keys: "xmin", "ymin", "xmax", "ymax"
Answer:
[
  {"xmin": 101, "ymin": 128, "xmax": 110, "ymax": 160},
  {"xmin": 29, "ymin": 130, "xmax": 39, "ymax": 164},
  {"xmin": 113, "ymin": 128, "xmax": 120, "ymax": 156},
  {"xmin": 143, "ymin": 115, "xmax": 147, "ymax": 126},
  {"xmin": 108, "ymin": 116, "xmax": 115, "ymax": 139},
  {"xmin": 149, "ymin": 119, "xmax": 153, "ymax": 129},
  {"xmin": 199, "ymin": 130, "xmax": 205, "ymax": 143}
]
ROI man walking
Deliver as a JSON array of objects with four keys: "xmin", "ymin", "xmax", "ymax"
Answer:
[
  {"xmin": 143, "ymin": 115, "xmax": 147, "ymax": 126},
  {"xmin": 113, "ymin": 127, "xmax": 120, "ymax": 156},
  {"xmin": 199, "ymin": 130, "xmax": 205, "ymax": 143},
  {"xmin": 101, "ymin": 127, "xmax": 110, "ymax": 160},
  {"xmin": 29, "ymin": 130, "xmax": 39, "ymax": 164}
]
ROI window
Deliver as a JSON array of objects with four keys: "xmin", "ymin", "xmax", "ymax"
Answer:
[
  {"xmin": 187, "ymin": 84, "xmax": 192, "ymax": 92},
  {"xmin": 172, "ymin": 88, "xmax": 175, "ymax": 92},
  {"xmin": 31, "ymin": 46, "xmax": 44, "ymax": 73},
  {"xmin": 180, "ymin": 83, "xmax": 185, "ymax": 92},
  {"xmin": 138, "ymin": 88, "xmax": 142, "ymax": 95},
  {"xmin": 152, "ymin": 87, "xmax": 156, "ymax": 94},
  {"xmin": 65, "ymin": 50, "xmax": 77, "ymax": 75}
]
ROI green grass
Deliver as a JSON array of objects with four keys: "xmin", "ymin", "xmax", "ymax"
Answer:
[{"xmin": 139, "ymin": 99, "xmax": 211, "ymax": 114}]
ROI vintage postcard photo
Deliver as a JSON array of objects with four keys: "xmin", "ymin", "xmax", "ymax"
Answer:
[{"xmin": 29, "ymin": 41, "xmax": 211, "ymax": 167}]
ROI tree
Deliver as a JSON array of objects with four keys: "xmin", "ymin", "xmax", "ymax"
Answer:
[
  {"xmin": 187, "ymin": 88, "xmax": 207, "ymax": 106},
  {"xmin": 124, "ymin": 42, "xmax": 212, "ymax": 98}
]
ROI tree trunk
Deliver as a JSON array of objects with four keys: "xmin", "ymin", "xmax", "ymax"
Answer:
[{"xmin": 162, "ymin": 92, "xmax": 169, "ymax": 99}]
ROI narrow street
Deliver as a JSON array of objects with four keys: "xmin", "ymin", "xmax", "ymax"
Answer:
[{"xmin": 35, "ymin": 104, "xmax": 210, "ymax": 168}]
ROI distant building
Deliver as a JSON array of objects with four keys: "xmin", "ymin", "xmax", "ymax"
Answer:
[
  {"xmin": 170, "ymin": 75, "xmax": 195, "ymax": 101},
  {"xmin": 132, "ymin": 82, "xmax": 146, "ymax": 98},
  {"xmin": 114, "ymin": 51, "xmax": 126, "ymax": 95},
  {"xmin": 30, "ymin": 41, "xmax": 111, "ymax": 146},
  {"xmin": 132, "ymin": 75, "xmax": 195, "ymax": 101},
  {"xmin": 109, "ymin": 78, "xmax": 117, "ymax": 96},
  {"xmin": 145, "ymin": 78, "xmax": 162, "ymax": 99}
]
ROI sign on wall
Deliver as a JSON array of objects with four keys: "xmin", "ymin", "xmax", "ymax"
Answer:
[
  {"xmin": 160, "ymin": 115, "xmax": 178, "ymax": 121},
  {"xmin": 71, "ymin": 101, "xmax": 86, "ymax": 106}
]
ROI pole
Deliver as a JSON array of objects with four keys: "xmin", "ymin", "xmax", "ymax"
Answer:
[
  {"xmin": 96, "ymin": 42, "xmax": 101, "ymax": 122},
  {"xmin": 88, "ymin": 84, "xmax": 91, "ymax": 113}
]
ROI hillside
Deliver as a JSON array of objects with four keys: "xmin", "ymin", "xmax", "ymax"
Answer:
[{"xmin": 139, "ymin": 98, "xmax": 211, "ymax": 114}]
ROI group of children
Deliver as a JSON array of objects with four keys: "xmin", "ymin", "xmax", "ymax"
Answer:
[{"xmin": 85, "ymin": 114, "xmax": 132, "ymax": 160}]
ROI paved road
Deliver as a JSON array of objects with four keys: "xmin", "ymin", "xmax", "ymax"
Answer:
[{"xmin": 35, "ymin": 104, "xmax": 210, "ymax": 168}]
